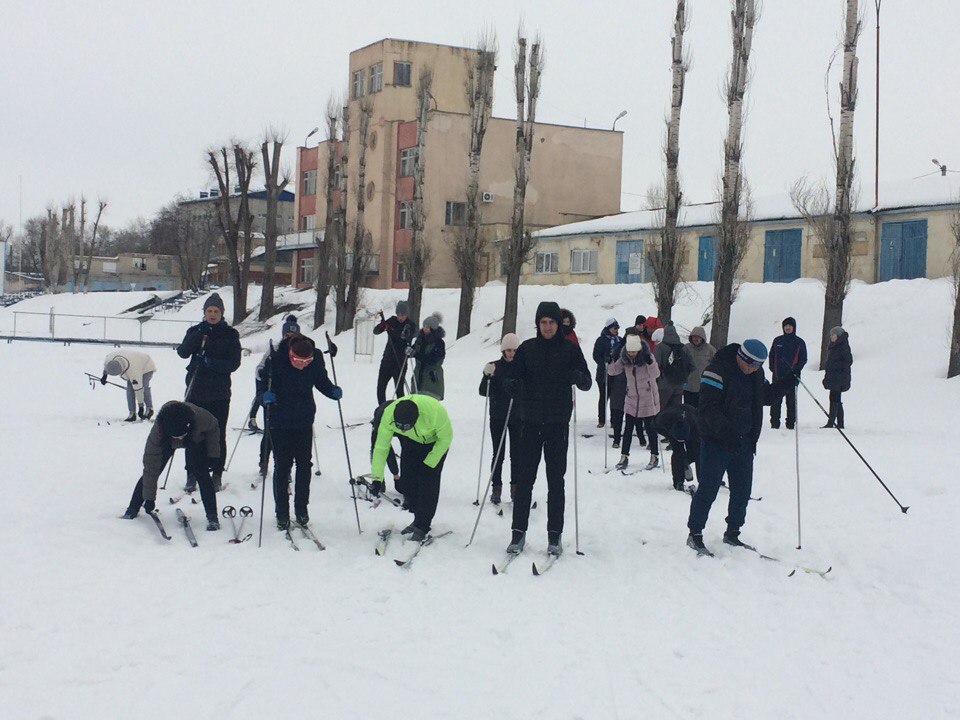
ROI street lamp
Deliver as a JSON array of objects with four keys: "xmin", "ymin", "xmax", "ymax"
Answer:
[
  {"xmin": 612, "ymin": 110, "xmax": 628, "ymax": 131},
  {"xmin": 304, "ymin": 126, "xmax": 319, "ymax": 147}
]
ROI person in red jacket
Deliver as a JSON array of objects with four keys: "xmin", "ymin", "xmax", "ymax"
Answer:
[
  {"xmin": 641, "ymin": 316, "xmax": 663, "ymax": 351},
  {"xmin": 560, "ymin": 308, "xmax": 580, "ymax": 345}
]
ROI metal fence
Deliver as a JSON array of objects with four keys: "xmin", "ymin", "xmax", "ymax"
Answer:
[
  {"xmin": 354, "ymin": 318, "xmax": 376, "ymax": 363},
  {"xmin": 5, "ymin": 310, "xmax": 194, "ymax": 345}
]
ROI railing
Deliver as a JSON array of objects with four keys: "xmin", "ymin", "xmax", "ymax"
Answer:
[{"xmin": 5, "ymin": 310, "xmax": 194, "ymax": 344}]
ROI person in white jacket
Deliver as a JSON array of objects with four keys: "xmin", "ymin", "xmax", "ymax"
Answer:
[{"xmin": 102, "ymin": 350, "xmax": 157, "ymax": 421}]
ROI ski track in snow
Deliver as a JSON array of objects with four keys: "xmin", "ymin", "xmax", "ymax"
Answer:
[{"xmin": 1, "ymin": 279, "xmax": 958, "ymax": 719}]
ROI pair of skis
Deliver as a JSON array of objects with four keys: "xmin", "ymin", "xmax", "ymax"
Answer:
[
  {"xmin": 689, "ymin": 538, "xmax": 831, "ymax": 577},
  {"xmin": 374, "ymin": 527, "xmax": 451, "ymax": 567},
  {"xmin": 492, "ymin": 550, "xmax": 560, "ymax": 576},
  {"xmin": 282, "ymin": 522, "xmax": 326, "ymax": 552}
]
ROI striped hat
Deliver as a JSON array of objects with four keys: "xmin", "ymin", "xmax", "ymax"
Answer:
[{"xmin": 737, "ymin": 339, "xmax": 768, "ymax": 366}]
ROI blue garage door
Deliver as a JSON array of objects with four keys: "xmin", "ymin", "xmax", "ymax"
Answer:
[
  {"xmin": 879, "ymin": 219, "xmax": 927, "ymax": 281},
  {"xmin": 615, "ymin": 240, "xmax": 645, "ymax": 284},
  {"xmin": 763, "ymin": 228, "xmax": 802, "ymax": 283},
  {"xmin": 698, "ymin": 235, "xmax": 717, "ymax": 281}
]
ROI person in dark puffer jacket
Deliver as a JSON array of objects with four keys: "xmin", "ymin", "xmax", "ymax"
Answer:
[
  {"xmin": 768, "ymin": 316, "xmax": 807, "ymax": 429},
  {"xmin": 373, "ymin": 301, "xmax": 417, "ymax": 404},
  {"xmin": 591, "ymin": 317, "xmax": 622, "ymax": 428},
  {"xmin": 479, "ymin": 333, "xmax": 523, "ymax": 505},
  {"xmin": 410, "ymin": 312, "xmax": 446, "ymax": 399},
  {"xmin": 822, "ymin": 326, "xmax": 853, "ymax": 429}
]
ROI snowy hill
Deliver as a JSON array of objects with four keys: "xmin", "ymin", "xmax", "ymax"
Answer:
[{"xmin": 1, "ymin": 278, "xmax": 958, "ymax": 719}]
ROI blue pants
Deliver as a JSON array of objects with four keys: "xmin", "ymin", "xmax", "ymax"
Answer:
[{"xmin": 687, "ymin": 439, "xmax": 754, "ymax": 535}]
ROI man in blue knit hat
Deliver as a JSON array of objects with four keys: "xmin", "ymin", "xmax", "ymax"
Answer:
[{"xmin": 686, "ymin": 338, "xmax": 768, "ymax": 557}]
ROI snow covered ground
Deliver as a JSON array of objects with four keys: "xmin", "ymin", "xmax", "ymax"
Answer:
[{"xmin": 2, "ymin": 278, "xmax": 959, "ymax": 719}]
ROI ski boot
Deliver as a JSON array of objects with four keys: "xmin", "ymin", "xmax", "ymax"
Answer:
[
  {"xmin": 645, "ymin": 454, "xmax": 659, "ymax": 471},
  {"xmin": 547, "ymin": 531, "xmax": 563, "ymax": 557},
  {"xmin": 206, "ymin": 517, "xmax": 220, "ymax": 531},
  {"xmin": 124, "ymin": 412, "xmax": 137, "ymax": 422},
  {"xmin": 506, "ymin": 530, "xmax": 526, "ymax": 554},
  {"xmin": 687, "ymin": 533, "xmax": 713, "ymax": 557},
  {"xmin": 137, "ymin": 404, "xmax": 146, "ymax": 419},
  {"xmin": 612, "ymin": 438, "xmax": 620, "ymax": 449},
  {"xmin": 121, "ymin": 507, "xmax": 139, "ymax": 519},
  {"xmin": 296, "ymin": 513, "xmax": 310, "ymax": 527},
  {"xmin": 491, "ymin": 485, "xmax": 502, "ymax": 505},
  {"xmin": 142, "ymin": 408, "xmax": 154, "ymax": 421},
  {"xmin": 722, "ymin": 528, "xmax": 745, "ymax": 547},
  {"xmin": 615, "ymin": 454, "xmax": 629, "ymax": 471},
  {"xmin": 401, "ymin": 524, "xmax": 426, "ymax": 542},
  {"xmin": 276, "ymin": 516, "xmax": 290, "ymax": 531}
]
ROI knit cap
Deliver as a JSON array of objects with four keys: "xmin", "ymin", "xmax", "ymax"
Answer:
[
  {"xmin": 625, "ymin": 335, "xmax": 643, "ymax": 353},
  {"xmin": 500, "ymin": 333, "xmax": 520, "ymax": 352},
  {"xmin": 203, "ymin": 293, "xmax": 225, "ymax": 313},
  {"xmin": 737, "ymin": 339, "xmax": 768, "ymax": 366}
]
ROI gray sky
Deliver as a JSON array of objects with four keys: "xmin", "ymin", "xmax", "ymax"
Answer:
[{"xmin": 2, "ymin": 0, "xmax": 958, "ymax": 230}]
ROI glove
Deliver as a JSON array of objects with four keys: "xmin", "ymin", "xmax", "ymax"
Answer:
[
  {"xmin": 483, "ymin": 362, "xmax": 496, "ymax": 377},
  {"xmin": 568, "ymin": 369, "xmax": 589, "ymax": 387},
  {"xmin": 370, "ymin": 479, "xmax": 385, "ymax": 497},
  {"xmin": 792, "ymin": 373, "xmax": 801, "ymax": 387},
  {"xmin": 143, "ymin": 499, "xmax": 155, "ymax": 514},
  {"xmin": 262, "ymin": 391, "xmax": 277, "ymax": 405},
  {"xmin": 248, "ymin": 416, "xmax": 259, "ymax": 430},
  {"xmin": 404, "ymin": 345, "xmax": 416, "ymax": 357},
  {"xmin": 100, "ymin": 373, "xmax": 108, "ymax": 385},
  {"xmin": 327, "ymin": 340, "xmax": 339, "ymax": 358},
  {"xmin": 330, "ymin": 386, "xmax": 343, "ymax": 401}
]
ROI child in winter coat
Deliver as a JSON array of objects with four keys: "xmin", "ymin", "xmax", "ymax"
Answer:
[
  {"xmin": 102, "ymin": 349, "xmax": 157, "ymax": 421},
  {"xmin": 822, "ymin": 326, "xmax": 853, "ymax": 428},
  {"xmin": 410, "ymin": 313, "xmax": 446, "ymax": 399},
  {"xmin": 560, "ymin": 308, "xmax": 580, "ymax": 345},
  {"xmin": 480, "ymin": 333, "xmax": 522, "ymax": 504},
  {"xmin": 607, "ymin": 334, "xmax": 661, "ymax": 471}
]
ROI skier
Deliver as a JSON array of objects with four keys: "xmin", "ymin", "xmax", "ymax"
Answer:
[
  {"xmin": 655, "ymin": 403, "xmax": 700, "ymax": 492},
  {"xmin": 768, "ymin": 316, "xmax": 807, "ymax": 429},
  {"xmin": 373, "ymin": 301, "xmax": 416, "ymax": 404},
  {"xmin": 261, "ymin": 333, "xmax": 341, "ymax": 529},
  {"xmin": 686, "ymin": 339, "xmax": 768, "ymax": 555},
  {"xmin": 494, "ymin": 301, "xmax": 592, "ymax": 557},
  {"xmin": 591, "ymin": 317, "xmax": 621, "ymax": 428},
  {"xmin": 480, "ymin": 333, "xmax": 522, "ymax": 505},
  {"xmin": 654, "ymin": 322, "xmax": 693, "ymax": 413},
  {"xmin": 409, "ymin": 312, "xmax": 446, "ymax": 399},
  {"xmin": 369, "ymin": 395, "xmax": 453, "ymax": 541},
  {"xmin": 683, "ymin": 326, "xmax": 716, "ymax": 407},
  {"xmin": 121, "ymin": 400, "xmax": 222, "ymax": 530},
  {"xmin": 101, "ymin": 349, "xmax": 157, "ymax": 421},
  {"xmin": 176, "ymin": 292, "xmax": 241, "ymax": 492},
  {"xmin": 560, "ymin": 308, "xmax": 580, "ymax": 345},
  {"xmin": 607, "ymin": 334, "xmax": 661, "ymax": 471},
  {"xmin": 822, "ymin": 326, "xmax": 852, "ymax": 429}
]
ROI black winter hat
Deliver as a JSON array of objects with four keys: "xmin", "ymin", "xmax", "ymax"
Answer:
[
  {"xmin": 282, "ymin": 314, "xmax": 300, "ymax": 336},
  {"xmin": 535, "ymin": 301, "xmax": 562, "ymax": 327},
  {"xmin": 203, "ymin": 293, "xmax": 225, "ymax": 313},
  {"xmin": 157, "ymin": 402, "xmax": 194, "ymax": 438},
  {"xmin": 393, "ymin": 399, "xmax": 419, "ymax": 429},
  {"xmin": 635, "ymin": 315, "xmax": 647, "ymax": 327},
  {"xmin": 783, "ymin": 316, "xmax": 797, "ymax": 330}
]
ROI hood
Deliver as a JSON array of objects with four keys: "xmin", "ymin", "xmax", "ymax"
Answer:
[
  {"xmin": 535, "ymin": 301, "xmax": 562, "ymax": 327},
  {"xmin": 689, "ymin": 326, "xmax": 707, "ymax": 342},
  {"xmin": 662, "ymin": 324, "xmax": 681, "ymax": 345},
  {"xmin": 560, "ymin": 308, "xmax": 576, "ymax": 329},
  {"xmin": 782, "ymin": 316, "xmax": 797, "ymax": 332}
]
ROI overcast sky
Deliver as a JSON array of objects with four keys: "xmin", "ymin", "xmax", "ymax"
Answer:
[{"xmin": 1, "ymin": 0, "xmax": 958, "ymax": 231}]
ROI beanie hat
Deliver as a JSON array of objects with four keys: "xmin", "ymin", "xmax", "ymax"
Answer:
[
  {"xmin": 157, "ymin": 402, "xmax": 193, "ymax": 438},
  {"xmin": 104, "ymin": 357, "xmax": 127, "ymax": 376},
  {"xmin": 203, "ymin": 293, "xmax": 225, "ymax": 313},
  {"xmin": 737, "ymin": 339, "xmax": 768, "ymax": 366},
  {"xmin": 782, "ymin": 316, "xmax": 797, "ymax": 330},
  {"xmin": 535, "ymin": 301, "xmax": 562, "ymax": 327},
  {"xmin": 635, "ymin": 315, "xmax": 646, "ymax": 327},
  {"xmin": 393, "ymin": 399, "xmax": 419, "ymax": 429},
  {"xmin": 281, "ymin": 314, "xmax": 300, "ymax": 336},
  {"xmin": 625, "ymin": 335, "xmax": 643, "ymax": 353},
  {"xmin": 830, "ymin": 326, "xmax": 845, "ymax": 337},
  {"xmin": 423, "ymin": 312, "xmax": 443, "ymax": 330},
  {"xmin": 396, "ymin": 300, "xmax": 410, "ymax": 316},
  {"xmin": 651, "ymin": 327, "xmax": 665, "ymax": 343},
  {"xmin": 689, "ymin": 326, "xmax": 707, "ymax": 341},
  {"xmin": 500, "ymin": 333, "xmax": 520, "ymax": 352},
  {"xmin": 604, "ymin": 317, "xmax": 619, "ymax": 330}
]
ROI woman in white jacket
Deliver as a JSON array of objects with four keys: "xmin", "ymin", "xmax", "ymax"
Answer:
[{"xmin": 102, "ymin": 350, "xmax": 157, "ymax": 421}]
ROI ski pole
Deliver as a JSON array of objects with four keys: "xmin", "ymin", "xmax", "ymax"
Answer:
[
  {"xmin": 326, "ymin": 331, "xmax": 362, "ymax": 535},
  {"xmin": 602, "ymin": 373, "xmax": 608, "ymax": 470},
  {"xmin": 222, "ymin": 505, "xmax": 238, "ymax": 540},
  {"xmin": 258, "ymin": 341, "xmax": 275, "ymax": 548},
  {"xmin": 236, "ymin": 506, "xmax": 253, "ymax": 542},
  {"xmin": 466, "ymin": 399, "xmax": 513, "ymax": 547},
  {"xmin": 184, "ymin": 335, "xmax": 207, "ymax": 403},
  {"xmin": 85, "ymin": 372, "xmax": 125, "ymax": 390},
  {"xmin": 312, "ymin": 428, "xmax": 322, "ymax": 476},
  {"xmin": 160, "ymin": 450, "xmax": 175, "ymax": 490},
  {"xmin": 225, "ymin": 427, "xmax": 245, "ymax": 472},
  {"xmin": 573, "ymin": 387, "xmax": 584, "ymax": 556},
  {"xmin": 795, "ymin": 403, "xmax": 802, "ymax": 549},
  {"xmin": 473, "ymin": 377, "xmax": 491, "ymax": 505},
  {"xmin": 797, "ymin": 378, "xmax": 909, "ymax": 513}
]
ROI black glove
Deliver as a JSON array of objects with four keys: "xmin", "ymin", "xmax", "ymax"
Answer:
[
  {"xmin": 370, "ymin": 480, "xmax": 385, "ymax": 497},
  {"xmin": 143, "ymin": 499, "xmax": 155, "ymax": 513},
  {"xmin": 327, "ymin": 339, "xmax": 339, "ymax": 358},
  {"xmin": 569, "ymin": 369, "xmax": 589, "ymax": 387},
  {"xmin": 404, "ymin": 345, "xmax": 416, "ymax": 357},
  {"xmin": 100, "ymin": 373, "xmax": 108, "ymax": 385},
  {"xmin": 792, "ymin": 373, "xmax": 801, "ymax": 387}
]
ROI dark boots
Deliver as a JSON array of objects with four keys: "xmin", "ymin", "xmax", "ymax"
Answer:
[{"xmin": 823, "ymin": 401, "xmax": 845, "ymax": 429}]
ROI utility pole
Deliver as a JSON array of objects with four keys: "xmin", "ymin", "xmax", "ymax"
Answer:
[{"xmin": 874, "ymin": 0, "xmax": 882, "ymax": 208}]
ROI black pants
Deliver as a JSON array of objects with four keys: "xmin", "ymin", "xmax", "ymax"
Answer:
[
  {"xmin": 271, "ymin": 427, "xmax": 313, "ymax": 520},
  {"xmin": 682, "ymin": 390, "xmax": 700, "ymax": 407},
  {"xmin": 376, "ymin": 362, "xmax": 407, "ymax": 405},
  {"xmin": 688, "ymin": 439, "xmax": 754, "ymax": 535},
  {"xmin": 828, "ymin": 389, "xmax": 845, "ymax": 427},
  {"xmin": 769, "ymin": 381, "xmax": 797, "ymax": 427},
  {"xmin": 188, "ymin": 396, "xmax": 230, "ymax": 475},
  {"xmin": 489, "ymin": 416, "xmax": 521, "ymax": 488},
  {"xmin": 670, "ymin": 439, "xmax": 699, "ymax": 487},
  {"xmin": 610, "ymin": 408, "xmax": 624, "ymax": 443},
  {"xmin": 512, "ymin": 423, "xmax": 568, "ymax": 535},
  {"xmin": 596, "ymin": 374, "xmax": 607, "ymax": 424},
  {"xmin": 622, "ymin": 415, "xmax": 657, "ymax": 457},
  {"xmin": 397, "ymin": 435, "xmax": 446, "ymax": 532},
  {"xmin": 129, "ymin": 441, "xmax": 217, "ymax": 520}
]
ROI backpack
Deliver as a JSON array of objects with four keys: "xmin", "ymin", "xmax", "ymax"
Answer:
[{"xmin": 662, "ymin": 345, "xmax": 693, "ymax": 385}]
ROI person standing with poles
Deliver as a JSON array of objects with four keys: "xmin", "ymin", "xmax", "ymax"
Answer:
[
  {"xmin": 768, "ymin": 316, "xmax": 807, "ymax": 429},
  {"xmin": 176, "ymin": 293, "xmax": 241, "ymax": 493},
  {"xmin": 607, "ymin": 334, "xmax": 661, "ymax": 471},
  {"xmin": 592, "ymin": 317, "xmax": 621, "ymax": 429},
  {"xmin": 373, "ymin": 301, "xmax": 416, "ymax": 404},
  {"xmin": 479, "ymin": 333, "xmax": 522, "ymax": 506},
  {"xmin": 495, "ymin": 301, "xmax": 592, "ymax": 557},
  {"xmin": 821, "ymin": 326, "xmax": 853, "ymax": 429},
  {"xmin": 101, "ymin": 349, "xmax": 157, "ymax": 421},
  {"xmin": 410, "ymin": 312, "xmax": 446, "ymax": 399}
]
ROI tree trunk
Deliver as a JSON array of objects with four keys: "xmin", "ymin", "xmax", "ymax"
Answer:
[
  {"xmin": 949, "ymin": 284, "xmax": 960, "ymax": 378},
  {"xmin": 334, "ymin": 107, "xmax": 350, "ymax": 333},
  {"xmin": 345, "ymin": 100, "xmax": 372, "ymax": 329},
  {"xmin": 82, "ymin": 201, "xmax": 106, "ymax": 291},
  {"xmin": 73, "ymin": 200, "xmax": 85, "ymax": 293},
  {"xmin": 406, "ymin": 70, "xmax": 433, "ymax": 326},
  {"xmin": 259, "ymin": 138, "xmax": 288, "ymax": 322},
  {"xmin": 314, "ymin": 105, "xmax": 341, "ymax": 330}
]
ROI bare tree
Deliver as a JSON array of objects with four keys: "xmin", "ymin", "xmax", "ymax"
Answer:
[
  {"xmin": 81, "ymin": 199, "xmax": 107, "ymax": 291},
  {"xmin": 650, "ymin": 0, "xmax": 690, "ymax": 324},
  {"xmin": 314, "ymin": 97, "xmax": 342, "ymax": 329},
  {"xmin": 258, "ymin": 130, "xmax": 291, "ymax": 321},
  {"xmin": 334, "ymin": 103, "xmax": 351, "ymax": 333},
  {"xmin": 710, "ymin": 0, "xmax": 758, "ymax": 349},
  {"xmin": 343, "ymin": 96, "xmax": 374, "ymax": 330},
  {"xmin": 70, "ymin": 199, "xmax": 85, "ymax": 292},
  {"xmin": 58, "ymin": 204, "xmax": 75, "ymax": 290},
  {"xmin": 450, "ymin": 33, "xmax": 497, "ymax": 339},
  {"xmin": 207, "ymin": 142, "xmax": 257, "ymax": 325},
  {"xmin": 405, "ymin": 68, "xmax": 434, "ymax": 325},
  {"xmin": 151, "ymin": 202, "xmax": 216, "ymax": 291},
  {"xmin": 502, "ymin": 31, "xmax": 544, "ymax": 336}
]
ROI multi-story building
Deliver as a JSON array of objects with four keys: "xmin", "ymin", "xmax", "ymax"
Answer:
[{"xmin": 294, "ymin": 38, "xmax": 624, "ymax": 290}]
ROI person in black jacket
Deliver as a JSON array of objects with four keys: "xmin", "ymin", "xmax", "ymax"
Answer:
[
  {"xmin": 768, "ymin": 316, "xmax": 807, "ymax": 429},
  {"xmin": 655, "ymin": 403, "xmax": 700, "ymax": 492},
  {"xmin": 261, "ymin": 333, "xmax": 341, "ymax": 528},
  {"xmin": 495, "ymin": 301, "xmax": 592, "ymax": 557},
  {"xmin": 479, "ymin": 333, "xmax": 522, "ymax": 505},
  {"xmin": 822, "ymin": 326, "xmax": 853, "ymax": 429},
  {"xmin": 686, "ymin": 339, "xmax": 768, "ymax": 556},
  {"xmin": 373, "ymin": 301, "xmax": 416, "ymax": 404},
  {"xmin": 591, "ymin": 317, "xmax": 621, "ymax": 427},
  {"xmin": 176, "ymin": 292, "xmax": 242, "ymax": 492}
]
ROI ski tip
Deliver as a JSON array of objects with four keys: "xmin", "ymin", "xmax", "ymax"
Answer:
[
  {"xmin": 531, "ymin": 562, "xmax": 540, "ymax": 576},
  {"xmin": 788, "ymin": 569, "xmax": 796, "ymax": 577},
  {"xmin": 576, "ymin": 550, "xmax": 585, "ymax": 556},
  {"xmin": 393, "ymin": 559, "xmax": 406, "ymax": 567},
  {"xmin": 531, "ymin": 501, "xmax": 538, "ymax": 509},
  {"xmin": 491, "ymin": 563, "xmax": 499, "ymax": 575},
  {"xmin": 902, "ymin": 506, "xmax": 910, "ymax": 514},
  {"xmin": 496, "ymin": 508, "xmax": 504, "ymax": 517}
]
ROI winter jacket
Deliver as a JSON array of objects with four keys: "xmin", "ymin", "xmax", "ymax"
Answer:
[
  {"xmin": 177, "ymin": 319, "xmax": 242, "ymax": 403},
  {"xmin": 683, "ymin": 328, "xmax": 716, "ymax": 393},
  {"xmin": 103, "ymin": 350, "xmax": 157, "ymax": 404},
  {"xmin": 592, "ymin": 332, "xmax": 623, "ymax": 381},
  {"xmin": 412, "ymin": 326, "xmax": 446, "ymax": 399},
  {"xmin": 498, "ymin": 329, "xmax": 592, "ymax": 425},
  {"xmin": 560, "ymin": 310, "xmax": 580, "ymax": 345},
  {"xmin": 769, "ymin": 329, "xmax": 808, "ymax": 385},
  {"xmin": 822, "ymin": 331, "xmax": 853, "ymax": 392},
  {"xmin": 698, "ymin": 344, "xmax": 765, "ymax": 453},
  {"xmin": 654, "ymin": 324, "xmax": 693, "ymax": 390},
  {"xmin": 606, "ymin": 345, "xmax": 661, "ymax": 418},
  {"xmin": 374, "ymin": 315, "xmax": 416, "ymax": 370},
  {"xmin": 371, "ymin": 394, "xmax": 453, "ymax": 481},
  {"xmin": 642, "ymin": 317, "xmax": 663, "ymax": 350},
  {"xmin": 263, "ymin": 337, "xmax": 338, "ymax": 429},
  {"xmin": 479, "ymin": 357, "xmax": 521, "ymax": 426},
  {"xmin": 654, "ymin": 403, "xmax": 700, "ymax": 448},
  {"xmin": 141, "ymin": 402, "xmax": 220, "ymax": 503}
]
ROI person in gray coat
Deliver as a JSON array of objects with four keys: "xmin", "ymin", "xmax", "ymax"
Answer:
[
  {"xmin": 653, "ymin": 323, "xmax": 693, "ymax": 412},
  {"xmin": 683, "ymin": 326, "xmax": 716, "ymax": 407}
]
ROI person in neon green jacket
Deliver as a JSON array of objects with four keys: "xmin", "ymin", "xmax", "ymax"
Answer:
[{"xmin": 370, "ymin": 394, "xmax": 453, "ymax": 541}]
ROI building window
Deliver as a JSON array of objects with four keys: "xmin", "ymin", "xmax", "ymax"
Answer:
[
  {"xmin": 369, "ymin": 63, "xmax": 382, "ymax": 93},
  {"xmin": 299, "ymin": 256, "xmax": 314, "ymax": 284},
  {"xmin": 398, "ymin": 201, "xmax": 414, "ymax": 230},
  {"xmin": 445, "ymin": 201, "xmax": 466, "ymax": 226},
  {"xmin": 399, "ymin": 147, "xmax": 417, "ymax": 177},
  {"xmin": 300, "ymin": 214, "xmax": 316, "ymax": 231},
  {"xmin": 352, "ymin": 69, "xmax": 365, "ymax": 99},
  {"xmin": 570, "ymin": 249, "xmax": 598, "ymax": 274},
  {"xmin": 302, "ymin": 169, "xmax": 317, "ymax": 195},
  {"xmin": 365, "ymin": 253, "xmax": 380, "ymax": 275},
  {"xmin": 534, "ymin": 251, "xmax": 558, "ymax": 274},
  {"xmin": 396, "ymin": 259, "xmax": 409, "ymax": 282},
  {"xmin": 393, "ymin": 61, "xmax": 411, "ymax": 87},
  {"xmin": 334, "ymin": 163, "xmax": 343, "ymax": 190},
  {"xmin": 132, "ymin": 257, "xmax": 147, "ymax": 271}
]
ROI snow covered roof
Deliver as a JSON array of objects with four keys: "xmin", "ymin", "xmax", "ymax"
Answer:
[{"xmin": 250, "ymin": 230, "xmax": 324, "ymax": 259}]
